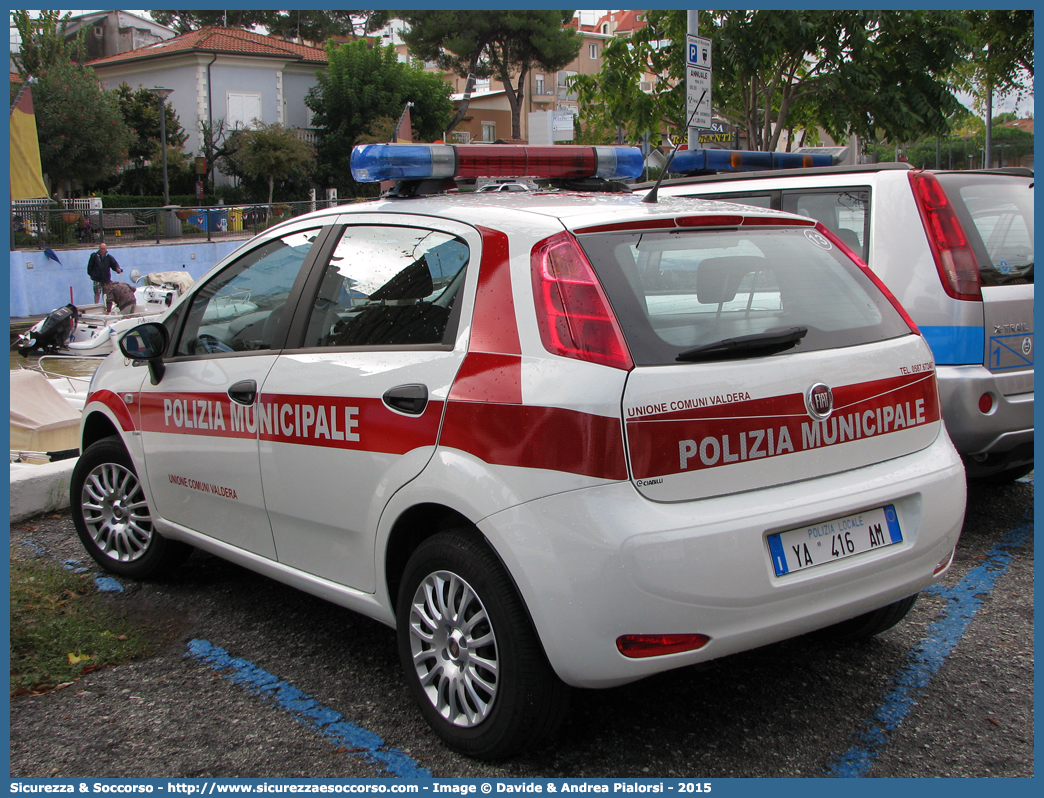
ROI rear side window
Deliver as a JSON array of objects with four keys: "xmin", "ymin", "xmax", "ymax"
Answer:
[
  {"xmin": 936, "ymin": 174, "xmax": 1034, "ymax": 286},
  {"xmin": 578, "ymin": 227, "xmax": 911, "ymax": 366},
  {"xmin": 780, "ymin": 188, "xmax": 870, "ymax": 262},
  {"xmin": 300, "ymin": 225, "xmax": 470, "ymax": 348}
]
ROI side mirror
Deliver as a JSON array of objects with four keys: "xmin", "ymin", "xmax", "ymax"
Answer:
[{"xmin": 119, "ymin": 322, "xmax": 169, "ymax": 384}]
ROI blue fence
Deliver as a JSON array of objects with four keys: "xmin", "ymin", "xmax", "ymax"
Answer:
[{"xmin": 10, "ymin": 240, "xmax": 246, "ymax": 318}]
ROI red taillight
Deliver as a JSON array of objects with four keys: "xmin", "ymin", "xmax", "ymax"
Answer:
[
  {"xmin": 617, "ymin": 634, "xmax": 710, "ymax": 658},
  {"xmin": 909, "ymin": 171, "xmax": 982, "ymax": 301},
  {"xmin": 978, "ymin": 392, "xmax": 995, "ymax": 414},
  {"xmin": 531, "ymin": 232, "xmax": 633, "ymax": 371}
]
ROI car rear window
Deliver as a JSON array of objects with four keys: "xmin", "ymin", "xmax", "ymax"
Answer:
[
  {"xmin": 935, "ymin": 173, "xmax": 1034, "ymax": 287},
  {"xmin": 577, "ymin": 226, "xmax": 912, "ymax": 366}
]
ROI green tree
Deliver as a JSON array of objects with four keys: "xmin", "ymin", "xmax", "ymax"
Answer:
[
  {"xmin": 218, "ymin": 123, "xmax": 316, "ymax": 204},
  {"xmin": 575, "ymin": 10, "xmax": 971, "ymax": 152},
  {"xmin": 114, "ymin": 83, "xmax": 190, "ymax": 195},
  {"xmin": 149, "ymin": 10, "xmax": 267, "ymax": 33},
  {"xmin": 305, "ymin": 39, "xmax": 453, "ymax": 196},
  {"xmin": 149, "ymin": 10, "xmax": 389, "ymax": 40},
  {"xmin": 959, "ymin": 10, "xmax": 1034, "ymax": 162},
  {"xmin": 571, "ymin": 11, "xmax": 681, "ymax": 146},
  {"xmin": 33, "ymin": 61, "xmax": 133, "ymax": 197},
  {"xmin": 399, "ymin": 11, "xmax": 582, "ymax": 140},
  {"xmin": 12, "ymin": 9, "xmax": 86, "ymax": 78}
]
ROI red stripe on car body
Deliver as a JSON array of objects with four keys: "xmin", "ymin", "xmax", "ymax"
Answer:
[
  {"xmin": 448, "ymin": 352, "xmax": 523, "ymax": 405},
  {"xmin": 469, "ymin": 226, "xmax": 521, "ymax": 355},
  {"xmin": 627, "ymin": 373, "xmax": 941, "ymax": 479},
  {"xmin": 440, "ymin": 401, "xmax": 628, "ymax": 481},
  {"xmin": 137, "ymin": 391, "xmax": 443, "ymax": 455},
  {"xmin": 87, "ymin": 389, "xmax": 137, "ymax": 432}
]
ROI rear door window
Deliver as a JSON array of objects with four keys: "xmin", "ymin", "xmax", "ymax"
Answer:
[
  {"xmin": 578, "ymin": 226, "xmax": 911, "ymax": 366},
  {"xmin": 936, "ymin": 174, "xmax": 1034, "ymax": 286}
]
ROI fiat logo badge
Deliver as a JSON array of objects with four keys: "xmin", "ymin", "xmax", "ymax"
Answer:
[{"xmin": 806, "ymin": 383, "xmax": 834, "ymax": 420}]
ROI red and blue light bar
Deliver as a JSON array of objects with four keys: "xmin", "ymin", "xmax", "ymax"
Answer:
[
  {"xmin": 351, "ymin": 143, "xmax": 645, "ymax": 183},
  {"xmin": 668, "ymin": 148, "xmax": 836, "ymax": 174}
]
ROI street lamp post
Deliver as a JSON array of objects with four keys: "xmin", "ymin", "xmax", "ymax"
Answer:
[
  {"xmin": 996, "ymin": 143, "xmax": 1012, "ymax": 168},
  {"xmin": 148, "ymin": 87, "xmax": 174, "ymax": 206}
]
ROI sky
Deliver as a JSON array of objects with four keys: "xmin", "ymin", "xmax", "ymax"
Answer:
[{"xmin": 10, "ymin": 8, "xmax": 1033, "ymax": 118}]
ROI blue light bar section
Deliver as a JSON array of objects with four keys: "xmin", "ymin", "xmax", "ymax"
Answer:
[
  {"xmin": 667, "ymin": 148, "xmax": 836, "ymax": 174},
  {"xmin": 594, "ymin": 147, "xmax": 645, "ymax": 180},
  {"xmin": 351, "ymin": 144, "xmax": 456, "ymax": 182}
]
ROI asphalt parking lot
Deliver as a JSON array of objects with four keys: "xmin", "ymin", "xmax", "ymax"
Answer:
[{"xmin": 8, "ymin": 475, "xmax": 1033, "ymax": 779}]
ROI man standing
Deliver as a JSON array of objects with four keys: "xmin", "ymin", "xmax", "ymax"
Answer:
[{"xmin": 87, "ymin": 242, "xmax": 122, "ymax": 304}]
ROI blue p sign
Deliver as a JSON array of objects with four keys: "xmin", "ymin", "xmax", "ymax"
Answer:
[{"xmin": 688, "ymin": 42, "xmax": 699, "ymax": 64}]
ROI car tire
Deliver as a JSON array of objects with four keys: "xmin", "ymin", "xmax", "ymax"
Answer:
[
  {"xmin": 396, "ymin": 529, "xmax": 570, "ymax": 759},
  {"xmin": 814, "ymin": 594, "xmax": 919, "ymax": 642},
  {"xmin": 71, "ymin": 435, "xmax": 192, "ymax": 579},
  {"xmin": 975, "ymin": 463, "xmax": 1034, "ymax": 485}
]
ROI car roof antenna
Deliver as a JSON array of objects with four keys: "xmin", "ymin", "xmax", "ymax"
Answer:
[{"xmin": 643, "ymin": 90, "xmax": 705, "ymax": 204}]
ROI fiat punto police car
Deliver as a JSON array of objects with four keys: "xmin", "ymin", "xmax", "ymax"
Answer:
[
  {"xmin": 639, "ymin": 151, "xmax": 1034, "ymax": 482},
  {"xmin": 74, "ymin": 144, "xmax": 966, "ymax": 759}
]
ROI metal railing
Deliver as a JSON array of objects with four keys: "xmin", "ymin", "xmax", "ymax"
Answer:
[{"xmin": 10, "ymin": 199, "xmax": 353, "ymax": 251}]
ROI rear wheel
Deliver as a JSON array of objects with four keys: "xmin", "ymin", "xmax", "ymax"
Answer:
[
  {"xmin": 975, "ymin": 463, "xmax": 1034, "ymax": 485},
  {"xmin": 396, "ymin": 529, "xmax": 569, "ymax": 759},
  {"xmin": 71, "ymin": 436, "xmax": 192, "ymax": 579},
  {"xmin": 815, "ymin": 594, "xmax": 919, "ymax": 642}
]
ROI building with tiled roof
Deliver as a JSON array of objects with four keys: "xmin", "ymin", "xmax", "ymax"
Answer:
[
  {"xmin": 592, "ymin": 10, "xmax": 649, "ymax": 38},
  {"xmin": 87, "ymin": 25, "xmax": 328, "ymax": 68},
  {"xmin": 86, "ymin": 26, "xmax": 329, "ymax": 188},
  {"xmin": 1002, "ymin": 118, "xmax": 1034, "ymax": 135}
]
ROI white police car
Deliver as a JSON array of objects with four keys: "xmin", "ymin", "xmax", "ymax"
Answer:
[
  {"xmin": 640, "ymin": 151, "xmax": 1034, "ymax": 482},
  {"xmin": 74, "ymin": 144, "xmax": 966, "ymax": 759}
]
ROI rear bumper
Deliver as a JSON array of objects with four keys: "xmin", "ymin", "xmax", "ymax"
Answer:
[
  {"xmin": 481, "ymin": 433, "xmax": 966, "ymax": 688},
  {"xmin": 935, "ymin": 364, "xmax": 1033, "ymax": 457}
]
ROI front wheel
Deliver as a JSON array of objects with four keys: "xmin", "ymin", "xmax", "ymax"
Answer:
[
  {"xmin": 396, "ymin": 530, "xmax": 570, "ymax": 759},
  {"xmin": 71, "ymin": 436, "xmax": 192, "ymax": 579}
]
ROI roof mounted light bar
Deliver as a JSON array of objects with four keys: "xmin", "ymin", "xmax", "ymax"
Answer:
[
  {"xmin": 350, "ymin": 143, "xmax": 645, "ymax": 184},
  {"xmin": 668, "ymin": 149, "xmax": 836, "ymax": 175}
]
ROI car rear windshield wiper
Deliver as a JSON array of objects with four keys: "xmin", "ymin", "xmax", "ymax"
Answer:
[{"xmin": 676, "ymin": 326, "xmax": 808, "ymax": 362}]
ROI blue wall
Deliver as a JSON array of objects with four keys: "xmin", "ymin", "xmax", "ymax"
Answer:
[{"xmin": 10, "ymin": 240, "xmax": 248, "ymax": 317}]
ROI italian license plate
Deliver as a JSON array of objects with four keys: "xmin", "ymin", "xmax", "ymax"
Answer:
[{"xmin": 768, "ymin": 505, "xmax": 902, "ymax": 576}]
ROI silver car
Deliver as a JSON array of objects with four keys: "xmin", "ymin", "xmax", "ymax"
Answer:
[{"xmin": 644, "ymin": 163, "xmax": 1034, "ymax": 482}]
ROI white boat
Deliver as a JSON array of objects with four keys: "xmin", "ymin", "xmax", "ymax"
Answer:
[
  {"xmin": 9, "ymin": 365, "xmax": 87, "ymax": 464},
  {"xmin": 16, "ymin": 271, "xmax": 193, "ymax": 358},
  {"xmin": 64, "ymin": 307, "xmax": 166, "ymax": 356}
]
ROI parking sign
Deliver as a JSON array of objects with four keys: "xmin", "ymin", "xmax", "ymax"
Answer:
[{"xmin": 686, "ymin": 34, "xmax": 712, "ymax": 129}]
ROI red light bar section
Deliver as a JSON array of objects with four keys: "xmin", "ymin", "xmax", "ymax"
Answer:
[{"xmin": 455, "ymin": 145, "xmax": 596, "ymax": 179}]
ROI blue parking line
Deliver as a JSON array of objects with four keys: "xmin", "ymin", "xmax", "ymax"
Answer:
[
  {"xmin": 825, "ymin": 511, "xmax": 1033, "ymax": 777},
  {"xmin": 186, "ymin": 639, "xmax": 432, "ymax": 778}
]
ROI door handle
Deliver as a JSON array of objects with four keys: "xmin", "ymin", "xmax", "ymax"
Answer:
[
  {"xmin": 228, "ymin": 379, "xmax": 257, "ymax": 406},
  {"xmin": 383, "ymin": 384, "xmax": 428, "ymax": 415}
]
